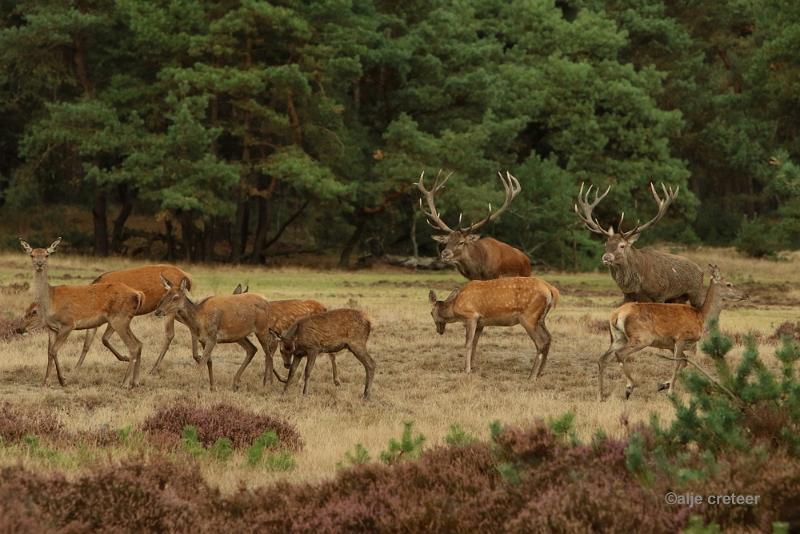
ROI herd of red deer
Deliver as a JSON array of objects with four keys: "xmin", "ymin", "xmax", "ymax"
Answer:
[{"xmin": 15, "ymin": 172, "xmax": 748, "ymax": 401}]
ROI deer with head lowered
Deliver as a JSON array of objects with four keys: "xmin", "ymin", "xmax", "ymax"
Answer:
[
  {"xmin": 153, "ymin": 276, "xmax": 272, "ymax": 392},
  {"xmin": 232, "ymin": 283, "xmax": 334, "ymax": 387},
  {"xmin": 417, "ymin": 171, "xmax": 531, "ymax": 280},
  {"xmin": 18, "ymin": 237, "xmax": 145, "ymax": 388},
  {"xmin": 598, "ymin": 264, "xmax": 748, "ymax": 401},
  {"xmin": 270, "ymin": 308, "xmax": 375, "ymax": 400},
  {"xmin": 428, "ymin": 277, "xmax": 559, "ymax": 377},
  {"xmin": 575, "ymin": 182, "xmax": 703, "ymax": 306}
]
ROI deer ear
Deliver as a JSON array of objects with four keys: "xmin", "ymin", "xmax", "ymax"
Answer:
[
  {"xmin": 19, "ymin": 238, "xmax": 33, "ymax": 255},
  {"xmin": 465, "ymin": 234, "xmax": 481, "ymax": 243},
  {"xmin": 428, "ymin": 290, "xmax": 437, "ymax": 304},
  {"xmin": 233, "ymin": 284, "xmax": 243, "ymax": 294},
  {"xmin": 46, "ymin": 237, "xmax": 62, "ymax": 254},
  {"xmin": 626, "ymin": 233, "xmax": 640, "ymax": 244},
  {"xmin": 160, "ymin": 275, "xmax": 173, "ymax": 290},
  {"xmin": 708, "ymin": 264, "xmax": 721, "ymax": 281},
  {"xmin": 432, "ymin": 234, "xmax": 449, "ymax": 243},
  {"xmin": 179, "ymin": 277, "xmax": 189, "ymax": 292}
]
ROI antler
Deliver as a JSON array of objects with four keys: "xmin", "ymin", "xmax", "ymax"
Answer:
[
  {"xmin": 574, "ymin": 183, "xmax": 614, "ymax": 237},
  {"xmin": 460, "ymin": 171, "xmax": 522, "ymax": 233},
  {"xmin": 620, "ymin": 182, "xmax": 679, "ymax": 238},
  {"xmin": 416, "ymin": 170, "xmax": 455, "ymax": 233}
]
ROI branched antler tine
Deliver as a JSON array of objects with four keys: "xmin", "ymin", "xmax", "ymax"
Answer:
[
  {"xmin": 416, "ymin": 170, "xmax": 454, "ymax": 233},
  {"xmin": 462, "ymin": 170, "xmax": 522, "ymax": 232},
  {"xmin": 623, "ymin": 181, "xmax": 680, "ymax": 237},
  {"xmin": 574, "ymin": 183, "xmax": 613, "ymax": 236}
]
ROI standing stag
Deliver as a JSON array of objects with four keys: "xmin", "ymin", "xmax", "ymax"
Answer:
[
  {"xmin": 597, "ymin": 265, "xmax": 747, "ymax": 400},
  {"xmin": 417, "ymin": 171, "xmax": 531, "ymax": 280},
  {"xmin": 153, "ymin": 276, "xmax": 273, "ymax": 391},
  {"xmin": 270, "ymin": 309, "xmax": 375, "ymax": 399},
  {"xmin": 428, "ymin": 277, "xmax": 559, "ymax": 377},
  {"xmin": 18, "ymin": 238, "xmax": 145, "ymax": 387},
  {"xmin": 574, "ymin": 182, "xmax": 703, "ymax": 306},
  {"xmin": 232, "ymin": 283, "xmax": 333, "ymax": 387}
]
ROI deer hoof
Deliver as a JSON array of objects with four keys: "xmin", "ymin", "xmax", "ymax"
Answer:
[
  {"xmin": 624, "ymin": 385, "xmax": 634, "ymax": 400},
  {"xmin": 334, "ymin": 380, "xmax": 341, "ymax": 387},
  {"xmin": 657, "ymin": 382, "xmax": 671, "ymax": 392}
]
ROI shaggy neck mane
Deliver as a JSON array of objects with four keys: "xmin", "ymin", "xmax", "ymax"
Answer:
[{"xmin": 610, "ymin": 246, "xmax": 644, "ymax": 293}]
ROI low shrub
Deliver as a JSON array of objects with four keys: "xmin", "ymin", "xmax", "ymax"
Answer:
[
  {"xmin": 0, "ymin": 403, "xmax": 63, "ymax": 444},
  {"xmin": 141, "ymin": 402, "xmax": 302, "ymax": 452}
]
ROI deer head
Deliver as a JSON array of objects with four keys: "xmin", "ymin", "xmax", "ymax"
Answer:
[
  {"xmin": 19, "ymin": 237, "xmax": 61, "ymax": 272},
  {"xmin": 154, "ymin": 275, "xmax": 190, "ymax": 317},
  {"xmin": 269, "ymin": 328, "xmax": 297, "ymax": 369},
  {"xmin": 18, "ymin": 302, "xmax": 42, "ymax": 333},
  {"xmin": 708, "ymin": 264, "xmax": 748, "ymax": 302},
  {"xmin": 417, "ymin": 170, "xmax": 521, "ymax": 264},
  {"xmin": 574, "ymin": 183, "xmax": 678, "ymax": 267}
]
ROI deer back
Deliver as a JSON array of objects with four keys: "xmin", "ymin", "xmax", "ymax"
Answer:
[
  {"xmin": 196, "ymin": 293, "xmax": 270, "ymax": 339},
  {"xmin": 48, "ymin": 283, "xmax": 143, "ymax": 323},
  {"xmin": 612, "ymin": 302, "xmax": 704, "ymax": 344},
  {"xmin": 461, "ymin": 237, "xmax": 532, "ymax": 280},
  {"xmin": 269, "ymin": 299, "xmax": 327, "ymax": 332},
  {"xmin": 621, "ymin": 248, "xmax": 703, "ymax": 302},
  {"xmin": 452, "ymin": 277, "xmax": 556, "ymax": 318},
  {"xmin": 290, "ymin": 308, "xmax": 371, "ymax": 351},
  {"xmin": 94, "ymin": 264, "xmax": 192, "ymax": 314}
]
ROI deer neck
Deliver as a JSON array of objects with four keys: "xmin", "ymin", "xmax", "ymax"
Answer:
[
  {"xmin": 699, "ymin": 281, "xmax": 723, "ymax": 328},
  {"xmin": 610, "ymin": 247, "xmax": 643, "ymax": 293},
  {"xmin": 180, "ymin": 296, "xmax": 203, "ymax": 333},
  {"xmin": 32, "ymin": 263, "xmax": 53, "ymax": 317}
]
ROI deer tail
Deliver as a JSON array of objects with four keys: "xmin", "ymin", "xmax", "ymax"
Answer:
[
  {"xmin": 545, "ymin": 282, "xmax": 560, "ymax": 310},
  {"xmin": 133, "ymin": 291, "xmax": 145, "ymax": 314}
]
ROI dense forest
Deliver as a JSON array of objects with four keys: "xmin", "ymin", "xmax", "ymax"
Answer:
[{"xmin": 1, "ymin": 0, "xmax": 798, "ymax": 268}]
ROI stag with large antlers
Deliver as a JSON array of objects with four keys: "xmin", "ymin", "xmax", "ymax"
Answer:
[
  {"xmin": 417, "ymin": 171, "xmax": 531, "ymax": 280},
  {"xmin": 574, "ymin": 182, "xmax": 703, "ymax": 306}
]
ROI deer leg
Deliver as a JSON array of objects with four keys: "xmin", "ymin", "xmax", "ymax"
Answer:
[
  {"xmin": 283, "ymin": 355, "xmax": 303, "ymax": 394},
  {"xmin": 614, "ymin": 342, "xmax": 648, "ymax": 400},
  {"xmin": 660, "ymin": 341, "xmax": 688, "ymax": 394},
  {"xmin": 75, "ymin": 328, "xmax": 97, "ymax": 369},
  {"xmin": 522, "ymin": 318, "xmax": 551, "ymax": 379},
  {"xmin": 470, "ymin": 325, "xmax": 484, "ymax": 367},
  {"xmin": 255, "ymin": 332, "xmax": 275, "ymax": 387},
  {"xmin": 232, "ymin": 338, "xmax": 258, "ymax": 392},
  {"xmin": 197, "ymin": 339, "xmax": 217, "ymax": 391},
  {"xmin": 598, "ymin": 330, "xmax": 627, "ymax": 401},
  {"xmin": 48, "ymin": 326, "xmax": 73, "ymax": 387},
  {"xmin": 43, "ymin": 331, "xmax": 55, "ymax": 387},
  {"xmin": 330, "ymin": 354, "xmax": 340, "ymax": 386},
  {"xmin": 112, "ymin": 318, "xmax": 143, "ymax": 388},
  {"xmin": 464, "ymin": 319, "xmax": 478, "ymax": 374},
  {"xmin": 302, "ymin": 351, "xmax": 319, "ymax": 395},
  {"xmin": 149, "ymin": 313, "xmax": 177, "ymax": 375},
  {"xmin": 101, "ymin": 324, "xmax": 130, "ymax": 362},
  {"xmin": 349, "ymin": 344, "xmax": 376, "ymax": 400}
]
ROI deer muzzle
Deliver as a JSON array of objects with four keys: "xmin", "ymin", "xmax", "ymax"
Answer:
[
  {"xmin": 440, "ymin": 249, "xmax": 454, "ymax": 261},
  {"xmin": 602, "ymin": 253, "xmax": 615, "ymax": 266}
]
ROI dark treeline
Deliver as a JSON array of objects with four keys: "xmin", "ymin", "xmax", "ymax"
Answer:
[{"xmin": 1, "ymin": 0, "xmax": 798, "ymax": 268}]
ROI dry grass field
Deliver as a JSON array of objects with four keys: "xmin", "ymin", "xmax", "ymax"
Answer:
[{"xmin": 0, "ymin": 246, "xmax": 798, "ymax": 493}]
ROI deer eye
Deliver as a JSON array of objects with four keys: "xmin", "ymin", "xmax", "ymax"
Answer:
[{"xmin": 726, "ymin": 283, "xmax": 732, "ymax": 287}]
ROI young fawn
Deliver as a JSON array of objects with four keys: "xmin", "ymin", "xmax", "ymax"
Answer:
[
  {"xmin": 19, "ymin": 238, "xmax": 145, "ymax": 388},
  {"xmin": 153, "ymin": 276, "xmax": 272, "ymax": 392},
  {"xmin": 270, "ymin": 308, "xmax": 375, "ymax": 399},
  {"xmin": 232, "ymin": 283, "xmax": 332, "ymax": 387},
  {"xmin": 598, "ymin": 264, "xmax": 748, "ymax": 400},
  {"xmin": 428, "ymin": 276, "xmax": 559, "ymax": 377}
]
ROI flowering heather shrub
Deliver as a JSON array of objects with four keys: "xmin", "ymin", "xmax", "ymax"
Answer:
[
  {"xmin": 141, "ymin": 403, "xmax": 302, "ymax": 451},
  {"xmin": 0, "ymin": 403, "xmax": 63, "ymax": 444}
]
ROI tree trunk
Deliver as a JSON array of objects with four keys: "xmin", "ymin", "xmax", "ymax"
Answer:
[
  {"xmin": 338, "ymin": 216, "xmax": 367, "ymax": 268},
  {"xmin": 231, "ymin": 186, "xmax": 248, "ymax": 263},
  {"xmin": 251, "ymin": 176, "xmax": 277, "ymax": 263},
  {"xmin": 165, "ymin": 219, "xmax": 176, "ymax": 261},
  {"xmin": 410, "ymin": 203, "xmax": 418, "ymax": 257},
  {"xmin": 111, "ymin": 184, "xmax": 133, "ymax": 252},
  {"xmin": 180, "ymin": 211, "xmax": 195, "ymax": 261},
  {"xmin": 262, "ymin": 198, "xmax": 311, "ymax": 252},
  {"xmin": 93, "ymin": 188, "xmax": 109, "ymax": 256}
]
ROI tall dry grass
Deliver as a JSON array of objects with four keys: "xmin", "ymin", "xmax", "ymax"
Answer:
[{"xmin": 0, "ymin": 248, "xmax": 796, "ymax": 492}]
